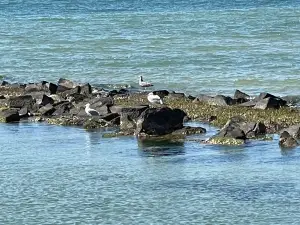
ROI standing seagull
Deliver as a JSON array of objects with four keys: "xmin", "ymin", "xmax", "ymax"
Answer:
[
  {"xmin": 139, "ymin": 75, "xmax": 153, "ymax": 87},
  {"xmin": 147, "ymin": 92, "xmax": 163, "ymax": 105},
  {"xmin": 85, "ymin": 103, "xmax": 100, "ymax": 116}
]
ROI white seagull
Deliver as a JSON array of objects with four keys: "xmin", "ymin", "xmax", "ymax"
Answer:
[
  {"xmin": 85, "ymin": 103, "xmax": 100, "ymax": 116},
  {"xmin": 147, "ymin": 92, "xmax": 163, "ymax": 105},
  {"xmin": 139, "ymin": 75, "xmax": 153, "ymax": 87}
]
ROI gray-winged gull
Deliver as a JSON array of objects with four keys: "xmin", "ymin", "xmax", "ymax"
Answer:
[
  {"xmin": 147, "ymin": 92, "xmax": 163, "ymax": 104},
  {"xmin": 139, "ymin": 75, "xmax": 153, "ymax": 87},
  {"xmin": 85, "ymin": 103, "xmax": 100, "ymax": 116}
]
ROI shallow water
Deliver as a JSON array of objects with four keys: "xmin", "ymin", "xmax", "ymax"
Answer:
[
  {"xmin": 1, "ymin": 122, "xmax": 300, "ymax": 224},
  {"xmin": 0, "ymin": 0, "xmax": 300, "ymax": 96}
]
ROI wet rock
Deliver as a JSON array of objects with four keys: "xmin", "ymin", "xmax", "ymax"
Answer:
[
  {"xmin": 280, "ymin": 124, "xmax": 300, "ymax": 139},
  {"xmin": 57, "ymin": 78, "xmax": 77, "ymax": 90},
  {"xmin": 279, "ymin": 131, "xmax": 298, "ymax": 148},
  {"xmin": 1, "ymin": 81, "xmax": 9, "ymax": 86},
  {"xmin": 152, "ymin": 90, "xmax": 170, "ymax": 98},
  {"xmin": 239, "ymin": 121, "xmax": 266, "ymax": 138},
  {"xmin": 135, "ymin": 107, "xmax": 186, "ymax": 136},
  {"xmin": 0, "ymin": 109, "xmax": 20, "ymax": 122},
  {"xmin": 8, "ymin": 95, "xmax": 35, "ymax": 109},
  {"xmin": 83, "ymin": 118, "xmax": 111, "ymax": 129},
  {"xmin": 171, "ymin": 126, "xmax": 206, "ymax": 135},
  {"xmin": 118, "ymin": 106, "xmax": 150, "ymax": 130},
  {"xmin": 18, "ymin": 107, "xmax": 30, "ymax": 118},
  {"xmin": 208, "ymin": 118, "xmax": 246, "ymax": 144},
  {"xmin": 46, "ymin": 116, "xmax": 85, "ymax": 126}
]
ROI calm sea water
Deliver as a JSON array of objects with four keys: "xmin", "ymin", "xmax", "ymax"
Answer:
[
  {"xmin": 0, "ymin": 0, "xmax": 300, "ymax": 96},
  {"xmin": 1, "ymin": 122, "xmax": 300, "ymax": 224},
  {"xmin": 1, "ymin": 1, "xmax": 300, "ymax": 224}
]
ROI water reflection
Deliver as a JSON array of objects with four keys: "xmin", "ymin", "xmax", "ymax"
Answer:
[{"xmin": 137, "ymin": 139, "xmax": 185, "ymax": 157}]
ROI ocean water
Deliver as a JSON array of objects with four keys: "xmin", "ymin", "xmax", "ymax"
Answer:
[
  {"xmin": 0, "ymin": 0, "xmax": 300, "ymax": 96},
  {"xmin": 1, "ymin": 1, "xmax": 300, "ymax": 224},
  {"xmin": 1, "ymin": 122, "xmax": 300, "ymax": 225}
]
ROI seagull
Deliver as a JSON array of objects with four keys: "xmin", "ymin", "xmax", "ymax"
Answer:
[
  {"xmin": 139, "ymin": 76, "xmax": 153, "ymax": 87},
  {"xmin": 147, "ymin": 92, "xmax": 163, "ymax": 105},
  {"xmin": 85, "ymin": 103, "xmax": 100, "ymax": 116}
]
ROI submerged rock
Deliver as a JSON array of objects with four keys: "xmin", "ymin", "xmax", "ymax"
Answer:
[{"xmin": 279, "ymin": 131, "xmax": 299, "ymax": 148}]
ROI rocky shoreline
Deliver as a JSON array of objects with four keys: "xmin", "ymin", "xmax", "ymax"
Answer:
[{"xmin": 1, "ymin": 78, "xmax": 300, "ymax": 148}]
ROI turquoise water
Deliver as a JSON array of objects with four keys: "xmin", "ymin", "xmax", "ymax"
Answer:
[
  {"xmin": 0, "ymin": 1, "xmax": 300, "ymax": 95},
  {"xmin": 1, "ymin": 122, "xmax": 300, "ymax": 224}
]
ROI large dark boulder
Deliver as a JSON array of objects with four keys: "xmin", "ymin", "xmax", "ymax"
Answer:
[
  {"xmin": 239, "ymin": 121, "xmax": 266, "ymax": 138},
  {"xmin": 60, "ymin": 86, "xmax": 81, "ymax": 98},
  {"xmin": 8, "ymin": 95, "xmax": 35, "ymax": 109},
  {"xmin": 0, "ymin": 109, "xmax": 20, "ymax": 122},
  {"xmin": 135, "ymin": 107, "xmax": 187, "ymax": 136},
  {"xmin": 91, "ymin": 96, "xmax": 114, "ymax": 107}
]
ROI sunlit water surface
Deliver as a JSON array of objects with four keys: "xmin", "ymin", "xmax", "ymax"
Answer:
[{"xmin": 1, "ymin": 122, "xmax": 300, "ymax": 224}]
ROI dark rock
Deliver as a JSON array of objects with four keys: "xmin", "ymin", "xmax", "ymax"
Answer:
[
  {"xmin": 187, "ymin": 95, "xmax": 196, "ymax": 101},
  {"xmin": 38, "ymin": 103, "xmax": 55, "ymax": 116},
  {"xmin": 80, "ymin": 83, "xmax": 92, "ymax": 96},
  {"xmin": 1, "ymin": 80, "xmax": 9, "ymax": 86},
  {"xmin": 8, "ymin": 95, "xmax": 35, "ymax": 109},
  {"xmin": 40, "ymin": 95, "xmax": 54, "ymax": 106},
  {"xmin": 280, "ymin": 124, "xmax": 300, "ymax": 139},
  {"xmin": 233, "ymin": 90, "xmax": 250, "ymax": 100},
  {"xmin": 239, "ymin": 121, "xmax": 266, "ymax": 138},
  {"xmin": 49, "ymin": 83, "xmax": 58, "ymax": 94},
  {"xmin": 91, "ymin": 96, "xmax": 114, "ymax": 107},
  {"xmin": 0, "ymin": 99, "xmax": 8, "ymax": 107},
  {"xmin": 152, "ymin": 90, "xmax": 169, "ymax": 98},
  {"xmin": 239, "ymin": 100, "xmax": 257, "ymax": 107},
  {"xmin": 25, "ymin": 82, "xmax": 48, "ymax": 93},
  {"xmin": 0, "ymin": 95, "xmax": 5, "ymax": 99},
  {"xmin": 110, "ymin": 116, "xmax": 120, "ymax": 125},
  {"xmin": 194, "ymin": 94, "xmax": 232, "ymax": 106},
  {"xmin": 167, "ymin": 93, "xmax": 185, "ymax": 99},
  {"xmin": 171, "ymin": 126, "xmax": 206, "ymax": 135},
  {"xmin": 83, "ymin": 118, "xmax": 110, "ymax": 129},
  {"xmin": 0, "ymin": 109, "xmax": 20, "ymax": 122},
  {"xmin": 210, "ymin": 118, "xmax": 246, "ymax": 140},
  {"xmin": 52, "ymin": 101, "xmax": 73, "ymax": 116},
  {"xmin": 100, "ymin": 113, "xmax": 120, "ymax": 122},
  {"xmin": 279, "ymin": 131, "xmax": 299, "ymax": 148},
  {"xmin": 58, "ymin": 78, "xmax": 77, "ymax": 89},
  {"xmin": 18, "ymin": 107, "xmax": 30, "ymax": 118},
  {"xmin": 110, "ymin": 105, "xmax": 148, "ymax": 116},
  {"xmin": 254, "ymin": 97, "xmax": 285, "ymax": 110},
  {"xmin": 135, "ymin": 107, "xmax": 187, "ymax": 136},
  {"xmin": 60, "ymin": 86, "xmax": 81, "ymax": 98}
]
